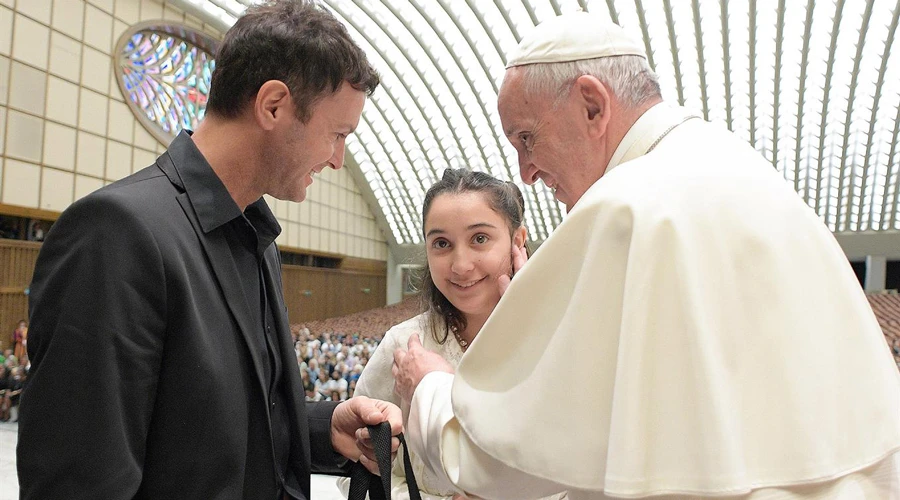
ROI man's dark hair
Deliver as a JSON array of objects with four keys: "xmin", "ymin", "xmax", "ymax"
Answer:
[{"xmin": 206, "ymin": 0, "xmax": 380, "ymax": 121}]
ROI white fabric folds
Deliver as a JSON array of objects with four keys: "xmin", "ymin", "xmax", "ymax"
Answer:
[{"xmin": 449, "ymin": 105, "xmax": 900, "ymax": 497}]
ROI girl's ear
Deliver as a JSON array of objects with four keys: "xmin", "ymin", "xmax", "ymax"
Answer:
[{"xmin": 513, "ymin": 226, "xmax": 527, "ymax": 249}]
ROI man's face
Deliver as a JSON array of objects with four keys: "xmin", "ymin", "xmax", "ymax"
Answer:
[
  {"xmin": 498, "ymin": 68, "xmax": 603, "ymax": 211},
  {"xmin": 266, "ymin": 82, "xmax": 367, "ymax": 203}
]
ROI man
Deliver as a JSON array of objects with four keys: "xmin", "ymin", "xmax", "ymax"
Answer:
[
  {"xmin": 393, "ymin": 11, "xmax": 900, "ymax": 499},
  {"xmin": 18, "ymin": 1, "xmax": 400, "ymax": 498}
]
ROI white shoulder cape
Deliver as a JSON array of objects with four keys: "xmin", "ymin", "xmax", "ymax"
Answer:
[{"xmin": 450, "ymin": 107, "xmax": 900, "ymax": 497}]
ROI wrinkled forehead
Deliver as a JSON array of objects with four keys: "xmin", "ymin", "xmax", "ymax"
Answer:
[
  {"xmin": 498, "ymin": 67, "xmax": 528, "ymax": 107},
  {"xmin": 499, "ymin": 70, "xmax": 542, "ymax": 121}
]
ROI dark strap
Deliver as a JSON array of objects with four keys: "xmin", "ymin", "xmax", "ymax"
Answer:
[{"xmin": 348, "ymin": 422, "xmax": 422, "ymax": 500}]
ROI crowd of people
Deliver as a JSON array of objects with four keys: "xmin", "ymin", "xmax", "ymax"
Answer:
[
  {"xmin": 1, "ymin": 320, "xmax": 29, "ymax": 422},
  {"xmin": 294, "ymin": 328, "xmax": 378, "ymax": 402},
  {"xmin": 0, "ymin": 217, "xmax": 49, "ymax": 242},
  {"xmin": 290, "ymin": 298, "xmax": 419, "ymax": 402}
]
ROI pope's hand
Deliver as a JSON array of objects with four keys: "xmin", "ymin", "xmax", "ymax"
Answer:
[
  {"xmin": 331, "ymin": 396, "xmax": 402, "ymax": 475},
  {"xmin": 392, "ymin": 334, "xmax": 454, "ymax": 403},
  {"xmin": 498, "ymin": 243, "xmax": 528, "ymax": 296}
]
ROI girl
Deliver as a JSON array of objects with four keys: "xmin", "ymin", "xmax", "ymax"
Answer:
[{"xmin": 341, "ymin": 169, "xmax": 564, "ymax": 499}]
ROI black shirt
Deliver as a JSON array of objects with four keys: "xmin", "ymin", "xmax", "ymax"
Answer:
[
  {"xmin": 188, "ymin": 153, "xmax": 293, "ymax": 498},
  {"xmin": 223, "ymin": 205, "xmax": 293, "ymax": 496}
]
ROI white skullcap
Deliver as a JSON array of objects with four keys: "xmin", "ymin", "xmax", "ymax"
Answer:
[{"xmin": 506, "ymin": 11, "xmax": 646, "ymax": 68}]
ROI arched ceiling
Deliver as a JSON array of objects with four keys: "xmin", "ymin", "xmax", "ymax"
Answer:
[{"xmin": 174, "ymin": 0, "xmax": 900, "ymax": 248}]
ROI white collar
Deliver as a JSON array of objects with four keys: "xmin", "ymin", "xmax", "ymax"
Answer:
[{"xmin": 605, "ymin": 103, "xmax": 699, "ymax": 175}]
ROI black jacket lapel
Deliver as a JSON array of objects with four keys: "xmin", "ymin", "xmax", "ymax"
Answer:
[{"xmin": 157, "ymin": 152, "xmax": 269, "ymax": 397}]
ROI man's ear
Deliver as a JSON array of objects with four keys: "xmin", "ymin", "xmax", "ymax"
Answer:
[
  {"xmin": 575, "ymin": 75, "xmax": 611, "ymax": 139},
  {"xmin": 253, "ymin": 80, "xmax": 292, "ymax": 131}
]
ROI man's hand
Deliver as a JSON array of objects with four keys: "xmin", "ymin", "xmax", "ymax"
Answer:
[
  {"xmin": 392, "ymin": 334, "xmax": 454, "ymax": 404},
  {"xmin": 498, "ymin": 243, "xmax": 528, "ymax": 296},
  {"xmin": 331, "ymin": 396, "xmax": 402, "ymax": 475}
]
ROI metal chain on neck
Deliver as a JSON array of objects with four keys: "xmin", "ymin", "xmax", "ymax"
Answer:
[
  {"xmin": 646, "ymin": 115, "xmax": 700, "ymax": 153},
  {"xmin": 449, "ymin": 325, "xmax": 468, "ymax": 351}
]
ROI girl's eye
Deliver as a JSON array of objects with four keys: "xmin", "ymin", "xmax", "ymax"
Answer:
[
  {"xmin": 432, "ymin": 239, "xmax": 450, "ymax": 249},
  {"xmin": 473, "ymin": 234, "xmax": 489, "ymax": 244}
]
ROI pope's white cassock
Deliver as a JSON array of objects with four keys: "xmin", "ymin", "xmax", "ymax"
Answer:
[{"xmin": 405, "ymin": 16, "xmax": 900, "ymax": 500}]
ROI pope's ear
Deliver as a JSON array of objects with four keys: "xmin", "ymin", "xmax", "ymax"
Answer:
[{"xmin": 575, "ymin": 75, "xmax": 611, "ymax": 139}]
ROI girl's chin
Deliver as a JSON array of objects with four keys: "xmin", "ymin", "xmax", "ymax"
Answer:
[{"xmin": 451, "ymin": 301, "xmax": 499, "ymax": 319}]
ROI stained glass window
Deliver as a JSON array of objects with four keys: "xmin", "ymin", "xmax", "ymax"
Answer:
[{"xmin": 115, "ymin": 22, "xmax": 219, "ymax": 146}]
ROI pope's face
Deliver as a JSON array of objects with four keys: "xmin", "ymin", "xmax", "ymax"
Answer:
[{"xmin": 498, "ymin": 68, "xmax": 603, "ymax": 212}]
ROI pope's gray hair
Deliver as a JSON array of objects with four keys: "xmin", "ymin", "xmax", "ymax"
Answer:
[{"xmin": 519, "ymin": 55, "xmax": 661, "ymax": 108}]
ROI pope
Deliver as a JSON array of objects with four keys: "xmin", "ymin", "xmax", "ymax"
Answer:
[{"xmin": 392, "ymin": 11, "xmax": 900, "ymax": 500}]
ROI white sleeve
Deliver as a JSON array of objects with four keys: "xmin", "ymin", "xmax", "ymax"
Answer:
[
  {"xmin": 390, "ymin": 455, "xmax": 455, "ymax": 500},
  {"xmin": 354, "ymin": 330, "xmax": 401, "ymax": 405},
  {"xmin": 407, "ymin": 373, "xmax": 568, "ymax": 500}
]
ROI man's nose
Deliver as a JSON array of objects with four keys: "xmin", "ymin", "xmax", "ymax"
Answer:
[
  {"xmin": 519, "ymin": 155, "xmax": 538, "ymax": 185},
  {"xmin": 328, "ymin": 141, "xmax": 346, "ymax": 170}
]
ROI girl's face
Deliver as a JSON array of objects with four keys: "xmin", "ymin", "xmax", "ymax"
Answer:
[{"xmin": 424, "ymin": 191, "xmax": 526, "ymax": 322}]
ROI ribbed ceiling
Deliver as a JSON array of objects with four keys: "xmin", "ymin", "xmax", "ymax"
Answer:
[{"xmin": 176, "ymin": 0, "xmax": 900, "ymax": 246}]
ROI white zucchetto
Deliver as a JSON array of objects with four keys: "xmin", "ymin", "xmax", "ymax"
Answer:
[{"xmin": 506, "ymin": 11, "xmax": 647, "ymax": 68}]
